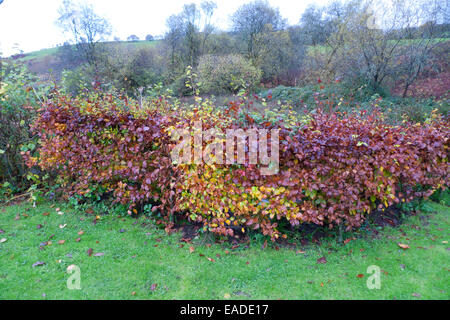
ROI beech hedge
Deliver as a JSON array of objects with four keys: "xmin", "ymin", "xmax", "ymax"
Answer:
[{"xmin": 26, "ymin": 91, "xmax": 449, "ymax": 239}]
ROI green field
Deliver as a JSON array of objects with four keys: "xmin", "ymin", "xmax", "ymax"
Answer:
[
  {"xmin": 0, "ymin": 199, "xmax": 448, "ymax": 300},
  {"xmin": 16, "ymin": 40, "xmax": 161, "ymax": 62}
]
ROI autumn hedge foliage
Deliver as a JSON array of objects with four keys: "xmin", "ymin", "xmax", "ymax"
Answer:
[{"xmin": 27, "ymin": 90, "xmax": 449, "ymax": 239}]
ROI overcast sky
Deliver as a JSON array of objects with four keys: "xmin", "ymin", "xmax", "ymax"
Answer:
[{"xmin": 0, "ymin": 0, "xmax": 331, "ymax": 56}]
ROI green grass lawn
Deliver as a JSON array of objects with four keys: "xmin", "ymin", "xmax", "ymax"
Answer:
[{"xmin": 0, "ymin": 199, "xmax": 448, "ymax": 300}]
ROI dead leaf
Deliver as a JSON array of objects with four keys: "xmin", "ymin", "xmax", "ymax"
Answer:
[
  {"xmin": 59, "ymin": 224, "xmax": 67, "ymax": 229},
  {"xmin": 75, "ymin": 237, "xmax": 81, "ymax": 242},
  {"xmin": 58, "ymin": 240, "xmax": 65, "ymax": 245},
  {"xmin": 412, "ymin": 293, "xmax": 421, "ymax": 298},
  {"xmin": 32, "ymin": 261, "xmax": 45, "ymax": 267},
  {"xmin": 150, "ymin": 283, "xmax": 157, "ymax": 291},
  {"xmin": 78, "ymin": 230, "xmax": 84, "ymax": 236},
  {"xmin": 189, "ymin": 246, "xmax": 195, "ymax": 254},
  {"xmin": 93, "ymin": 252, "xmax": 104, "ymax": 257},
  {"xmin": 296, "ymin": 250, "xmax": 306, "ymax": 254},
  {"xmin": 37, "ymin": 224, "xmax": 43, "ymax": 229},
  {"xmin": 0, "ymin": 238, "xmax": 7, "ymax": 243},
  {"xmin": 262, "ymin": 240, "xmax": 267, "ymax": 249},
  {"xmin": 398, "ymin": 243, "xmax": 410, "ymax": 249},
  {"xmin": 356, "ymin": 274, "xmax": 364, "ymax": 278},
  {"xmin": 317, "ymin": 256, "xmax": 327, "ymax": 264},
  {"xmin": 87, "ymin": 248, "xmax": 93, "ymax": 256},
  {"xmin": 207, "ymin": 257, "xmax": 215, "ymax": 262},
  {"xmin": 224, "ymin": 293, "xmax": 231, "ymax": 299},
  {"xmin": 131, "ymin": 291, "xmax": 136, "ymax": 296},
  {"xmin": 43, "ymin": 212, "xmax": 50, "ymax": 216}
]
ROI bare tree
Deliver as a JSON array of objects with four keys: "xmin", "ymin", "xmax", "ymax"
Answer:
[
  {"xmin": 316, "ymin": 0, "xmax": 448, "ymax": 93},
  {"xmin": 231, "ymin": 0, "xmax": 286, "ymax": 60},
  {"xmin": 200, "ymin": 1, "xmax": 217, "ymax": 55},
  {"xmin": 56, "ymin": 0, "xmax": 112, "ymax": 69}
]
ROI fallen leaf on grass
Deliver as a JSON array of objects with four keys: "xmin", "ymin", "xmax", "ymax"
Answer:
[
  {"xmin": 317, "ymin": 256, "xmax": 327, "ymax": 264},
  {"xmin": 93, "ymin": 252, "xmax": 104, "ymax": 257},
  {"xmin": 296, "ymin": 250, "xmax": 306, "ymax": 254},
  {"xmin": 398, "ymin": 243, "xmax": 410, "ymax": 249},
  {"xmin": 150, "ymin": 284, "xmax": 157, "ymax": 291},
  {"xmin": 0, "ymin": 229, "xmax": 4, "ymax": 234},
  {"xmin": 224, "ymin": 293, "xmax": 231, "ymax": 299},
  {"xmin": 42, "ymin": 212, "xmax": 50, "ymax": 216},
  {"xmin": 87, "ymin": 248, "xmax": 93, "ymax": 256},
  {"xmin": 78, "ymin": 230, "xmax": 84, "ymax": 236},
  {"xmin": 412, "ymin": 293, "xmax": 421, "ymax": 298},
  {"xmin": 58, "ymin": 240, "xmax": 65, "ymax": 245},
  {"xmin": 356, "ymin": 274, "xmax": 364, "ymax": 278},
  {"xmin": 37, "ymin": 224, "xmax": 43, "ymax": 229},
  {"xmin": 207, "ymin": 257, "xmax": 215, "ymax": 262},
  {"xmin": 131, "ymin": 291, "xmax": 136, "ymax": 296},
  {"xmin": 261, "ymin": 239, "xmax": 269, "ymax": 250},
  {"xmin": 189, "ymin": 246, "xmax": 195, "ymax": 254},
  {"xmin": 32, "ymin": 261, "xmax": 45, "ymax": 267},
  {"xmin": 0, "ymin": 238, "xmax": 7, "ymax": 243},
  {"xmin": 75, "ymin": 238, "xmax": 81, "ymax": 242},
  {"xmin": 59, "ymin": 224, "xmax": 67, "ymax": 229}
]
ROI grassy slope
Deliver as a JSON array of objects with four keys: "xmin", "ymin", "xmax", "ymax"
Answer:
[
  {"xmin": 17, "ymin": 40, "xmax": 160, "ymax": 62},
  {"xmin": 0, "ymin": 199, "xmax": 448, "ymax": 300}
]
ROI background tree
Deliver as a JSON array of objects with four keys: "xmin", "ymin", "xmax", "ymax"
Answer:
[
  {"xmin": 56, "ymin": 0, "xmax": 112, "ymax": 69},
  {"xmin": 231, "ymin": 0, "xmax": 286, "ymax": 61},
  {"xmin": 127, "ymin": 34, "xmax": 140, "ymax": 42}
]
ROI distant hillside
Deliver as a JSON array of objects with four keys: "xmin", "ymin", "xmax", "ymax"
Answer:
[{"xmin": 10, "ymin": 40, "xmax": 162, "ymax": 79}]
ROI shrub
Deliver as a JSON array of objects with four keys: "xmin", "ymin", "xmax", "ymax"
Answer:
[
  {"xmin": 61, "ymin": 64, "xmax": 96, "ymax": 96},
  {"xmin": 197, "ymin": 54, "xmax": 261, "ymax": 94},
  {"xmin": 30, "ymin": 90, "xmax": 449, "ymax": 240},
  {"xmin": 28, "ymin": 90, "xmax": 180, "ymax": 222},
  {"xmin": 0, "ymin": 61, "xmax": 47, "ymax": 192}
]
